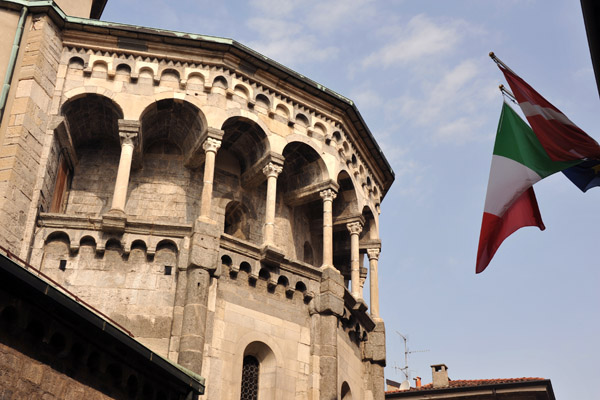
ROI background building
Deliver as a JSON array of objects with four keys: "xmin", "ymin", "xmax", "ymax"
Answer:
[
  {"xmin": 386, "ymin": 364, "xmax": 556, "ymax": 400},
  {"xmin": 0, "ymin": 0, "xmax": 394, "ymax": 398}
]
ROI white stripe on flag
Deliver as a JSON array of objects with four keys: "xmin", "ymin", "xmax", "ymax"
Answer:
[
  {"xmin": 520, "ymin": 102, "xmax": 577, "ymax": 127},
  {"xmin": 483, "ymin": 155, "xmax": 542, "ymax": 217}
]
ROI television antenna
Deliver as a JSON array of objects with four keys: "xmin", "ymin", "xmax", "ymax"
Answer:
[{"xmin": 395, "ymin": 331, "xmax": 429, "ymax": 381}]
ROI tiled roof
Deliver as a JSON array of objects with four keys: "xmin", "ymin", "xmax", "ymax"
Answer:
[{"xmin": 386, "ymin": 377, "xmax": 547, "ymax": 393}]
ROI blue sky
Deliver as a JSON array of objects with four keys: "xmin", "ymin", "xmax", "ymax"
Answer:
[{"xmin": 101, "ymin": 1, "xmax": 599, "ymax": 398}]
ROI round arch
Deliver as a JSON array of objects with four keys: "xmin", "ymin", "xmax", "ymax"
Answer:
[
  {"xmin": 232, "ymin": 332, "xmax": 285, "ymax": 400},
  {"xmin": 341, "ymin": 381, "xmax": 353, "ymax": 400},
  {"xmin": 279, "ymin": 141, "xmax": 328, "ymax": 193},
  {"xmin": 60, "ymin": 93, "xmax": 123, "ymax": 151},
  {"xmin": 361, "ymin": 205, "xmax": 379, "ymax": 240},
  {"xmin": 139, "ymin": 98, "xmax": 205, "ymax": 154},
  {"xmin": 125, "ymin": 92, "xmax": 208, "ymax": 124},
  {"xmin": 220, "ymin": 116, "xmax": 269, "ymax": 174}
]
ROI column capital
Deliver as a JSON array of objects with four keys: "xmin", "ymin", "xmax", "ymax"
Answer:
[
  {"xmin": 262, "ymin": 162, "xmax": 283, "ymax": 178},
  {"xmin": 346, "ymin": 221, "xmax": 363, "ymax": 235},
  {"xmin": 367, "ymin": 248, "xmax": 380, "ymax": 260},
  {"xmin": 319, "ymin": 188, "xmax": 337, "ymax": 202},
  {"xmin": 118, "ymin": 119, "xmax": 140, "ymax": 147},
  {"xmin": 202, "ymin": 137, "xmax": 221, "ymax": 153},
  {"xmin": 206, "ymin": 127, "xmax": 224, "ymax": 140},
  {"xmin": 118, "ymin": 119, "xmax": 140, "ymax": 133},
  {"xmin": 119, "ymin": 131, "xmax": 138, "ymax": 147}
]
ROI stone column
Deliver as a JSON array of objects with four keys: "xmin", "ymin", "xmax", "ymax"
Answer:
[
  {"xmin": 367, "ymin": 248, "xmax": 381, "ymax": 319},
  {"xmin": 347, "ymin": 221, "xmax": 363, "ymax": 298},
  {"xmin": 320, "ymin": 189, "xmax": 337, "ymax": 269},
  {"xmin": 199, "ymin": 137, "xmax": 221, "ymax": 220},
  {"xmin": 262, "ymin": 162, "xmax": 283, "ymax": 246},
  {"xmin": 109, "ymin": 120, "xmax": 139, "ymax": 213},
  {"xmin": 178, "ymin": 267, "xmax": 211, "ymax": 374}
]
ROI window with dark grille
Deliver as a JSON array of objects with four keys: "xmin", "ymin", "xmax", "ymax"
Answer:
[{"xmin": 240, "ymin": 355, "xmax": 259, "ymax": 400}]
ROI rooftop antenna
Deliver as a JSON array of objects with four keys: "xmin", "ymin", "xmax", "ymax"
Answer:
[{"xmin": 395, "ymin": 331, "xmax": 429, "ymax": 381}]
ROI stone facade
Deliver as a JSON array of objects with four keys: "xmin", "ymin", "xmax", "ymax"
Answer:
[{"xmin": 0, "ymin": 1, "xmax": 394, "ymax": 399}]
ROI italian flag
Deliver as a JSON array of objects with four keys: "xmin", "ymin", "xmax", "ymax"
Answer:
[{"xmin": 476, "ymin": 102, "xmax": 579, "ymax": 273}]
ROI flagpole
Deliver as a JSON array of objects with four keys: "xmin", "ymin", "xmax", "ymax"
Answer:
[
  {"xmin": 489, "ymin": 52, "xmax": 517, "ymax": 75},
  {"xmin": 499, "ymin": 84, "xmax": 518, "ymax": 104}
]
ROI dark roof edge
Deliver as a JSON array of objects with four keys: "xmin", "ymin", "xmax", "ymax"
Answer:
[
  {"xmin": 386, "ymin": 379, "xmax": 555, "ymax": 400},
  {"xmin": 0, "ymin": 0, "xmax": 394, "ymax": 196},
  {"xmin": 581, "ymin": 0, "xmax": 600, "ymax": 99},
  {"xmin": 90, "ymin": 0, "xmax": 108, "ymax": 19},
  {"xmin": 0, "ymin": 251, "xmax": 205, "ymax": 394}
]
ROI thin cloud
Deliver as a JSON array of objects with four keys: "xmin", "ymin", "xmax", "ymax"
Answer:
[
  {"xmin": 245, "ymin": 4, "xmax": 341, "ymax": 66},
  {"xmin": 389, "ymin": 58, "xmax": 499, "ymax": 144},
  {"xmin": 350, "ymin": 89, "xmax": 384, "ymax": 110},
  {"xmin": 250, "ymin": 0, "xmax": 297, "ymax": 17},
  {"xmin": 362, "ymin": 14, "xmax": 469, "ymax": 69},
  {"xmin": 310, "ymin": 0, "xmax": 376, "ymax": 34}
]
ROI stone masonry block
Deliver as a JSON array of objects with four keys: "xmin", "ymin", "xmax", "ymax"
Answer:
[
  {"xmin": 320, "ymin": 275, "xmax": 345, "ymax": 297},
  {"xmin": 316, "ymin": 292, "xmax": 344, "ymax": 316},
  {"xmin": 188, "ymin": 220, "xmax": 221, "ymax": 270},
  {"xmin": 364, "ymin": 320, "xmax": 386, "ymax": 363}
]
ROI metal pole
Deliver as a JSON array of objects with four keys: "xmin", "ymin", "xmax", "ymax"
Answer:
[
  {"xmin": 489, "ymin": 51, "xmax": 518, "ymax": 75},
  {"xmin": 0, "ymin": 5, "xmax": 28, "ymax": 125}
]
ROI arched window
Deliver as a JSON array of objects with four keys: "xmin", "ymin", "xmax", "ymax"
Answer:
[
  {"xmin": 341, "ymin": 381, "xmax": 352, "ymax": 399},
  {"xmin": 240, "ymin": 355, "xmax": 259, "ymax": 400}
]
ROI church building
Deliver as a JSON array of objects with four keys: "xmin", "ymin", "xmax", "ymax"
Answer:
[{"xmin": 0, "ymin": 1, "xmax": 395, "ymax": 398}]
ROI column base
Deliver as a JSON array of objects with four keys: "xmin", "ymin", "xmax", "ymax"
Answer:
[
  {"xmin": 260, "ymin": 244, "xmax": 285, "ymax": 267},
  {"xmin": 101, "ymin": 210, "xmax": 127, "ymax": 233},
  {"xmin": 320, "ymin": 264, "xmax": 338, "ymax": 271},
  {"xmin": 197, "ymin": 215, "xmax": 218, "ymax": 225}
]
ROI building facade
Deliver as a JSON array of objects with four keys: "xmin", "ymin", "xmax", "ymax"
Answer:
[
  {"xmin": 386, "ymin": 364, "xmax": 556, "ymax": 400},
  {"xmin": 0, "ymin": 1, "xmax": 394, "ymax": 398}
]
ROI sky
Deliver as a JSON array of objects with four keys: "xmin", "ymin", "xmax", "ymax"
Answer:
[{"xmin": 101, "ymin": 1, "xmax": 600, "ymax": 399}]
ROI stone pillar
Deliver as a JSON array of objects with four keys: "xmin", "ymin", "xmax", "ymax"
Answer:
[
  {"xmin": 262, "ymin": 162, "xmax": 283, "ymax": 246},
  {"xmin": 367, "ymin": 248, "xmax": 381, "ymax": 319},
  {"xmin": 315, "ymin": 267, "xmax": 345, "ymax": 400},
  {"xmin": 320, "ymin": 189, "xmax": 337, "ymax": 269},
  {"xmin": 364, "ymin": 319, "xmax": 386, "ymax": 399},
  {"xmin": 347, "ymin": 221, "xmax": 363, "ymax": 298},
  {"xmin": 199, "ymin": 137, "xmax": 221, "ymax": 220},
  {"xmin": 109, "ymin": 120, "xmax": 139, "ymax": 213},
  {"xmin": 178, "ymin": 267, "xmax": 211, "ymax": 374}
]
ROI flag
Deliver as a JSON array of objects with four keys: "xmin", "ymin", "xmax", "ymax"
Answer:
[
  {"xmin": 476, "ymin": 102, "xmax": 579, "ymax": 274},
  {"xmin": 562, "ymin": 160, "xmax": 600, "ymax": 192},
  {"xmin": 498, "ymin": 64, "xmax": 600, "ymax": 162}
]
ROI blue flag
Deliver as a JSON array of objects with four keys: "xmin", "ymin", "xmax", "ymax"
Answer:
[{"xmin": 562, "ymin": 160, "xmax": 600, "ymax": 192}]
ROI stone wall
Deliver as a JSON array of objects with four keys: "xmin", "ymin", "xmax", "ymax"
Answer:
[
  {"xmin": 126, "ymin": 151, "xmax": 202, "ymax": 224},
  {"xmin": 66, "ymin": 146, "xmax": 119, "ymax": 216},
  {"xmin": 38, "ymin": 234, "xmax": 179, "ymax": 357},
  {"xmin": 0, "ymin": 341, "xmax": 118, "ymax": 400},
  {"xmin": 0, "ymin": 15, "xmax": 62, "ymax": 254},
  {"xmin": 201, "ymin": 269, "xmax": 316, "ymax": 399}
]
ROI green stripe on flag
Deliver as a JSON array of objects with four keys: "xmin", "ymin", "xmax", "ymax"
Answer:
[{"xmin": 493, "ymin": 102, "xmax": 579, "ymax": 178}]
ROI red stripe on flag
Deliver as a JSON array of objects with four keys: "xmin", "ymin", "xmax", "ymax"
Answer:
[
  {"xmin": 500, "ymin": 66, "xmax": 600, "ymax": 162},
  {"xmin": 476, "ymin": 187, "xmax": 545, "ymax": 274}
]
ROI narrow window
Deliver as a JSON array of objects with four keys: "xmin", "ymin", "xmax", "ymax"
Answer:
[
  {"xmin": 240, "ymin": 355, "xmax": 259, "ymax": 400},
  {"xmin": 50, "ymin": 154, "xmax": 71, "ymax": 213},
  {"xmin": 59, "ymin": 259, "xmax": 67, "ymax": 271}
]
